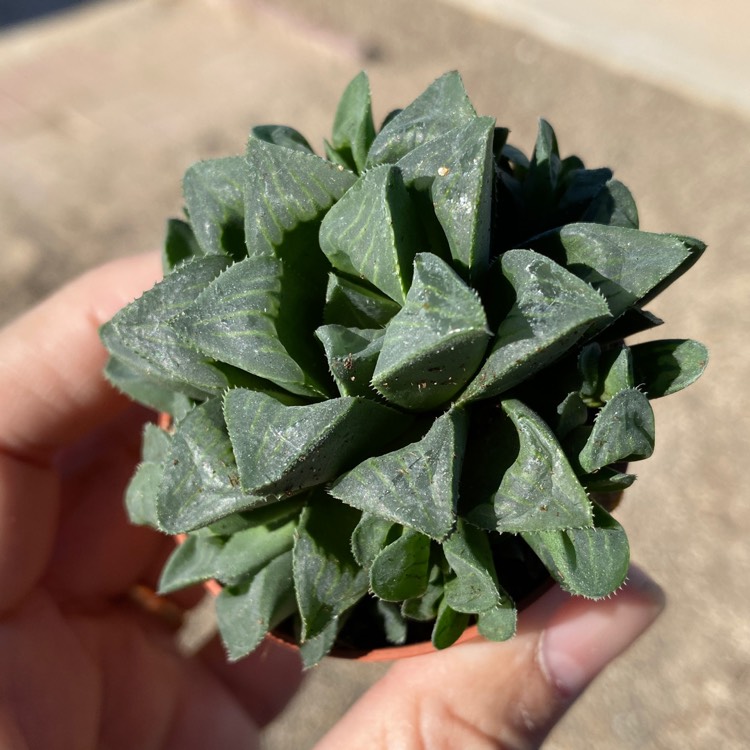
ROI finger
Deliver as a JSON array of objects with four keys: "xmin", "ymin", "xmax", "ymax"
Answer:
[
  {"xmin": 0, "ymin": 252, "xmax": 161, "ymax": 463},
  {"xmin": 316, "ymin": 566, "xmax": 665, "ymax": 750}
]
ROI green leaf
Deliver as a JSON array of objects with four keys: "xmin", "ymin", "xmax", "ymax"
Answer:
[
  {"xmin": 581, "ymin": 179, "xmax": 639, "ymax": 228},
  {"xmin": 163, "ymin": 218, "xmax": 203, "ymax": 272},
  {"xmin": 477, "ymin": 603, "xmax": 517, "ymax": 642},
  {"xmin": 124, "ymin": 423, "xmax": 171, "ymax": 527},
  {"xmin": 579, "ymin": 388, "xmax": 655, "ymax": 473},
  {"xmin": 183, "ymin": 156, "xmax": 249, "ymax": 260},
  {"xmin": 155, "ymin": 399, "xmax": 268, "ymax": 533},
  {"xmin": 244, "ymin": 136, "xmax": 356, "ymax": 257},
  {"xmin": 631, "ymin": 339, "xmax": 708, "ymax": 398},
  {"xmin": 170, "ymin": 255, "xmax": 327, "ymax": 398},
  {"xmin": 215, "ymin": 550, "xmax": 297, "ymax": 661},
  {"xmin": 431, "ymin": 598, "xmax": 470, "ymax": 650},
  {"xmin": 443, "ymin": 519, "xmax": 509, "ymax": 614},
  {"xmin": 376, "ymin": 601, "xmax": 408, "ymax": 645},
  {"xmin": 315, "ymin": 325, "xmax": 384, "ymax": 398},
  {"xmin": 460, "ymin": 249, "xmax": 611, "ymax": 403},
  {"xmin": 556, "ymin": 391, "xmax": 588, "ymax": 440},
  {"xmin": 581, "ymin": 466, "xmax": 636, "ymax": 493},
  {"xmin": 523, "ymin": 503, "xmax": 630, "ymax": 599},
  {"xmin": 367, "ymin": 71, "xmax": 476, "ymax": 167},
  {"xmin": 328, "ymin": 71, "xmax": 376, "ymax": 174},
  {"xmin": 224, "ymin": 389, "xmax": 409, "ymax": 496},
  {"xmin": 524, "ymin": 119, "xmax": 561, "ymax": 214},
  {"xmin": 370, "ymin": 529, "xmax": 431, "ymax": 601},
  {"xmin": 319, "ymin": 165, "xmax": 421, "ymax": 304},
  {"xmin": 251, "ymin": 124, "xmax": 314, "ymax": 154},
  {"xmin": 401, "ymin": 564, "xmax": 444, "ymax": 621},
  {"xmin": 158, "ymin": 534, "xmax": 225, "ymax": 594},
  {"xmin": 372, "ymin": 253, "xmax": 491, "ymax": 410},
  {"xmin": 298, "ymin": 617, "xmax": 339, "ymax": 668},
  {"xmin": 476, "ymin": 400, "xmax": 592, "ymax": 533},
  {"xmin": 397, "ymin": 117, "xmax": 495, "ymax": 281},
  {"xmin": 323, "ymin": 273, "xmax": 401, "ymax": 328},
  {"xmin": 293, "ymin": 497, "xmax": 369, "ymax": 641},
  {"xmin": 103, "ymin": 356, "xmax": 192, "ymax": 419},
  {"xmin": 100, "ymin": 256, "xmax": 231, "ymax": 399},
  {"xmin": 579, "ymin": 344, "xmax": 634, "ymax": 406},
  {"xmin": 329, "ymin": 409, "xmax": 468, "ymax": 541},
  {"xmin": 350, "ymin": 513, "xmax": 396, "ymax": 569},
  {"xmin": 529, "ymin": 224, "xmax": 706, "ymax": 320}
]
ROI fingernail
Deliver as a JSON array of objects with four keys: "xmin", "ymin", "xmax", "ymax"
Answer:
[{"xmin": 539, "ymin": 567, "xmax": 666, "ymax": 698}]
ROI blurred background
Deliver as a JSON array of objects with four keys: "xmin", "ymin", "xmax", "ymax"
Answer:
[{"xmin": 1, "ymin": 0, "xmax": 748, "ymax": 747}]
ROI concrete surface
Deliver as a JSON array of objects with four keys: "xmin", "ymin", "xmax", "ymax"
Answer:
[{"xmin": 0, "ymin": 1, "xmax": 748, "ymax": 748}]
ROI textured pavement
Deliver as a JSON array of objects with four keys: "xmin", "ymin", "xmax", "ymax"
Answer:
[{"xmin": 1, "ymin": 1, "xmax": 748, "ymax": 747}]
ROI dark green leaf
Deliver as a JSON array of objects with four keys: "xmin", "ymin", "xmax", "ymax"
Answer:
[
  {"xmin": 323, "ymin": 273, "xmax": 401, "ymax": 328},
  {"xmin": 163, "ymin": 218, "xmax": 203, "ymax": 272},
  {"xmin": 523, "ymin": 503, "xmax": 630, "ymax": 599},
  {"xmin": 443, "ymin": 519, "xmax": 508, "ymax": 614},
  {"xmin": 350, "ymin": 513, "xmax": 396, "ymax": 569},
  {"xmin": 376, "ymin": 601, "xmax": 408, "ymax": 645},
  {"xmin": 100, "ymin": 256, "xmax": 231, "ymax": 399},
  {"xmin": 524, "ymin": 119, "xmax": 561, "ymax": 214},
  {"xmin": 397, "ymin": 117, "xmax": 496, "ymax": 281},
  {"xmin": 581, "ymin": 179, "xmax": 639, "ymax": 228},
  {"xmin": 460, "ymin": 249, "xmax": 611, "ymax": 403},
  {"xmin": 315, "ymin": 325, "xmax": 384, "ymax": 398},
  {"xmin": 372, "ymin": 253, "xmax": 490, "ymax": 410},
  {"xmin": 156, "ymin": 399, "xmax": 268, "ymax": 533},
  {"xmin": 251, "ymin": 125, "xmax": 314, "ymax": 153},
  {"xmin": 158, "ymin": 534, "xmax": 225, "ymax": 594},
  {"xmin": 556, "ymin": 391, "xmax": 588, "ymax": 439},
  {"xmin": 298, "ymin": 618, "xmax": 339, "ymax": 668},
  {"xmin": 224, "ymin": 389, "xmax": 409, "ymax": 495},
  {"xmin": 329, "ymin": 71, "xmax": 376, "ymax": 174},
  {"xmin": 124, "ymin": 423, "xmax": 171, "ymax": 527},
  {"xmin": 170, "ymin": 255, "xmax": 327, "ymax": 398},
  {"xmin": 477, "ymin": 602, "xmax": 517, "ymax": 642},
  {"xmin": 431, "ymin": 598, "xmax": 470, "ymax": 650},
  {"xmin": 631, "ymin": 339, "xmax": 708, "ymax": 398},
  {"xmin": 244, "ymin": 136, "xmax": 356, "ymax": 256},
  {"xmin": 215, "ymin": 550, "xmax": 297, "ymax": 661},
  {"xmin": 401, "ymin": 564, "xmax": 444, "ymax": 621},
  {"xmin": 319, "ymin": 165, "xmax": 421, "ymax": 304},
  {"xmin": 292, "ymin": 497, "xmax": 369, "ymax": 641},
  {"xmin": 183, "ymin": 157, "xmax": 249, "ymax": 260},
  {"xmin": 329, "ymin": 409, "xmax": 468, "ymax": 541},
  {"xmin": 581, "ymin": 466, "xmax": 636, "ymax": 493},
  {"xmin": 579, "ymin": 388, "xmax": 655, "ymax": 473},
  {"xmin": 370, "ymin": 529, "xmax": 431, "ymax": 601},
  {"xmin": 367, "ymin": 71, "xmax": 476, "ymax": 166},
  {"xmin": 579, "ymin": 344, "xmax": 634, "ymax": 406}
]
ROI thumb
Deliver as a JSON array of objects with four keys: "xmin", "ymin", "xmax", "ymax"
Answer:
[{"xmin": 316, "ymin": 565, "xmax": 665, "ymax": 750}]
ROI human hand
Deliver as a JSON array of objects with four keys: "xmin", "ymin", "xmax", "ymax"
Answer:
[{"xmin": 0, "ymin": 253, "xmax": 664, "ymax": 750}]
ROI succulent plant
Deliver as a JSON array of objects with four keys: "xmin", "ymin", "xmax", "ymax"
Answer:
[{"xmin": 101, "ymin": 71, "xmax": 707, "ymax": 667}]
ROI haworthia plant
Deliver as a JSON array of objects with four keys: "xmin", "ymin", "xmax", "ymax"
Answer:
[{"xmin": 103, "ymin": 71, "xmax": 708, "ymax": 666}]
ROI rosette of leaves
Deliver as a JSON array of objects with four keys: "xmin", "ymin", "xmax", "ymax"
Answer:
[{"xmin": 101, "ymin": 71, "xmax": 708, "ymax": 667}]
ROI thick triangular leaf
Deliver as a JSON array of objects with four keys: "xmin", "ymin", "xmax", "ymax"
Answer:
[
  {"xmin": 155, "ymin": 399, "xmax": 269, "ymax": 533},
  {"xmin": 329, "ymin": 408, "xmax": 468, "ymax": 540},
  {"xmin": 397, "ymin": 117, "xmax": 495, "ymax": 281},
  {"xmin": 158, "ymin": 534, "xmax": 225, "ymax": 594},
  {"xmin": 372, "ymin": 253, "xmax": 490, "ymax": 410},
  {"xmin": 163, "ymin": 218, "xmax": 203, "ymax": 272},
  {"xmin": 100, "ymin": 256, "xmax": 231, "ymax": 399},
  {"xmin": 557, "ymin": 167, "xmax": 613, "ymax": 221},
  {"xmin": 315, "ymin": 325, "xmax": 384, "ymax": 398},
  {"xmin": 631, "ymin": 339, "xmax": 708, "ymax": 398},
  {"xmin": 579, "ymin": 344, "xmax": 634, "ymax": 406},
  {"xmin": 124, "ymin": 423, "xmax": 171, "ymax": 527},
  {"xmin": 292, "ymin": 497, "xmax": 368, "ymax": 641},
  {"xmin": 170, "ymin": 255, "xmax": 327, "ymax": 398},
  {"xmin": 431, "ymin": 598, "xmax": 470, "ymax": 650},
  {"xmin": 474, "ymin": 400, "xmax": 592, "ymax": 533},
  {"xmin": 529, "ymin": 223, "xmax": 706, "ymax": 320},
  {"xmin": 476, "ymin": 602, "xmax": 517, "ymax": 642},
  {"xmin": 443, "ymin": 519, "xmax": 508, "ymax": 614},
  {"xmin": 298, "ymin": 618, "xmax": 339, "ymax": 668},
  {"xmin": 319, "ymin": 165, "xmax": 421, "ymax": 303},
  {"xmin": 370, "ymin": 528, "xmax": 431, "ymax": 601},
  {"xmin": 251, "ymin": 124, "xmax": 314, "ymax": 153},
  {"xmin": 215, "ymin": 550, "xmax": 297, "ymax": 661},
  {"xmin": 350, "ymin": 513, "xmax": 397, "ymax": 569},
  {"xmin": 579, "ymin": 388, "xmax": 655, "ymax": 473},
  {"xmin": 323, "ymin": 273, "xmax": 401, "ymax": 328},
  {"xmin": 555, "ymin": 391, "xmax": 588, "ymax": 440},
  {"xmin": 329, "ymin": 71, "xmax": 376, "ymax": 174},
  {"xmin": 523, "ymin": 503, "xmax": 630, "ymax": 599},
  {"xmin": 224, "ymin": 389, "xmax": 409, "ymax": 495},
  {"xmin": 244, "ymin": 136, "xmax": 356, "ymax": 256},
  {"xmin": 460, "ymin": 249, "xmax": 611, "ymax": 403},
  {"xmin": 581, "ymin": 179, "xmax": 639, "ymax": 228},
  {"xmin": 523, "ymin": 118, "xmax": 561, "ymax": 215},
  {"xmin": 183, "ymin": 156, "xmax": 249, "ymax": 259},
  {"xmin": 401, "ymin": 564, "xmax": 444, "ymax": 621},
  {"xmin": 367, "ymin": 71, "xmax": 476, "ymax": 166}
]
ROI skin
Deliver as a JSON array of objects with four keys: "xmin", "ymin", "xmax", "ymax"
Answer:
[{"xmin": 0, "ymin": 253, "xmax": 665, "ymax": 749}]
